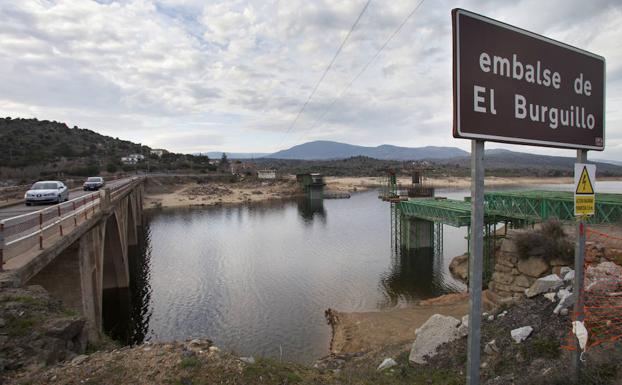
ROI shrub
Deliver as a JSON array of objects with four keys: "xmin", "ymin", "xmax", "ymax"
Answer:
[{"xmin": 514, "ymin": 220, "xmax": 573, "ymax": 263}]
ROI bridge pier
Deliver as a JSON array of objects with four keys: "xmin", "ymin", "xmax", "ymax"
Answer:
[
  {"xmin": 22, "ymin": 185, "xmax": 143, "ymax": 342},
  {"xmin": 401, "ymin": 218, "xmax": 434, "ymax": 250},
  {"xmin": 27, "ymin": 223, "xmax": 105, "ymax": 340}
]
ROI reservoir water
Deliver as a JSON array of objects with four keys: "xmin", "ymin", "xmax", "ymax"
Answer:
[{"xmin": 104, "ymin": 182, "xmax": 622, "ymax": 364}]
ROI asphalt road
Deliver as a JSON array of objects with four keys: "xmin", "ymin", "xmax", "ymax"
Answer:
[{"xmin": 0, "ymin": 178, "xmax": 132, "ymax": 221}]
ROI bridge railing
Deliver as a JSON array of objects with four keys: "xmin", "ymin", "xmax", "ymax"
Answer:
[{"xmin": 0, "ymin": 177, "xmax": 142, "ymax": 271}]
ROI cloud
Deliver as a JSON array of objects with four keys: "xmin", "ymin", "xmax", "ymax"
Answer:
[{"xmin": 0, "ymin": 0, "xmax": 620, "ymax": 159}]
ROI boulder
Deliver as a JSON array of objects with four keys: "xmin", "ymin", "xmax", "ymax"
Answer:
[
  {"xmin": 517, "ymin": 257, "xmax": 549, "ymax": 278},
  {"xmin": 560, "ymin": 266, "xmax": 573, "ymax": 277},
  {"xmin": 240, "ymin": 356, "xmax": 255, "ymax": 364},
  {"xmin": 377, "ymin": 358, "xmax": 398, "ymax": 371},
  {"xmin": 543, "ymin": 293, "xmax": 557, "ymax": 302},
  {"xmin": 560, "ymin": 308, "xmax": 569, "ymax": 316},
  {"xmin": 553, "ymin": 290, "xmax": 575, "ymax": 315},
  {"xmin": 449, "ymin": 254, "xmax": 469, "ymax": 283},
  {"xmin": 495, "ymin": 264, "xmax": 513, "ymax": 274},
  {"xmin": 585, "ymin": 262, "xmax": 622, "ymax": 292},
  {"xmin": 585, "ymin": 242, "xmax": 605, "ymax": 263},
  {"xmin": 492, "ymin": 272, "xmax": 515, "ymax": 285},
  {"xmin": 71, "ymin": 355, "xmax": 88, "ymax": 365},
  {"xmin": 484, "ymin": 340, "xmax": 500, "ymax": 355},
  {"xmin": 525, "ymin": 274, "xmax": 564, "ymax": 298},
  {"xmin": 604, "ymin": 248, "xmax": 622, "ymax": 264},
  {"xmin": 456, "ymin": 315, "xmax": 469, "ymax": 337},
  {"xmin": 497, "ymin": 252, "xmax": 518, "ymax": 268},
  {"xmin": 563, "ymin": 270, "xmax": 575, "ymax": 284},
  {"xmin": 514, "ymin": 275, "xmax": 533, "ymax": 288},
  {"xmin": 511, "ymin": 326, "xmax": 533, "ymax": 343},
  {"xmin": 500, "ymin": 238, "xmax": 518, "ymax": 254},
  {"xmin": 409, "ymin": 314, "xmax": 463, "ymax": 364},
  {"xmin": 44, "ymin": 318, "xmax": 85, "ymax": 341}
]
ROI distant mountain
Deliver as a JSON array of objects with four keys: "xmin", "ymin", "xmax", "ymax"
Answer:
[
  {"xmin": 267, "ymin": 140, "xmax": 469, "ymax": 160},
  {"xmin": 437, "ymin": 148, "xmax": 622, "ymax": 176},
  {"xmin": 594, "ymin": 158, "xmax": 622, "ymax": 167},
  {"xmin": 202, "ymin": 152, "xmax": 268, "ymax": 159}
]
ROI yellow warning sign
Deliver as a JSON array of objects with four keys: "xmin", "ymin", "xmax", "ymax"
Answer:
[
  {"xmin": 575, "ymin": 196, "xmax": 595, "ymax": 216},
  {"xmin": 574, "ymin": 163, "xmax": 596, "ymax": 216},
  {"xmin": 576, "ymin": 166, "xmax": 595, "ymax": 195}
]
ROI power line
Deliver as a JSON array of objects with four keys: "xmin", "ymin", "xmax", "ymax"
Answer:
[
  {"xmin": 278, "ymin": 0, "xmax": 371, "ymax": 146},
  {"xmin": 298, "ymin": 0, "xmax": 426, "ymax": 141}
]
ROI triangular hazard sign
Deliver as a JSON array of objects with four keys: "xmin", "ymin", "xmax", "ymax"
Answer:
[{"xmin": 576, "ymin": 166, "xmax": 594, "ymax": 194}]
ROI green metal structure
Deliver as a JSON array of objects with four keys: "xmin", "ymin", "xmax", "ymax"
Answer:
[
  {"xmin": 484, "ymin": 190, "xmax": 622, "ymax": 225},
  {"xmin": 398, "ymin": 190, "xmax": 622, "ymax": 228},
  {"xmin": 380, "ymin": 171, "xmax": 399, "ymax": 200},
  {"xmin": 394, "ymin": 190, "xmax": 622, "ymax": 279}
]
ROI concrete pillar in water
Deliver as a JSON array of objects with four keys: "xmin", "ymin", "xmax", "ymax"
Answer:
[{"xmin": 402, "ymin": 218, "xmax": 434, "ymax": 250}]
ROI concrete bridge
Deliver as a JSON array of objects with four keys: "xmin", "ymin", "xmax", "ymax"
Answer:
[{"xmin": 0, "ymin": 177, "xmax": 145, "ymax": 340}]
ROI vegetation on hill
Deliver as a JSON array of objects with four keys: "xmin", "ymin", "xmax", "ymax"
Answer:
[
  {"xmin": 0, "ymin": 117, "xmax": 213, "ymax": 182},
  {"xmin": 254, "ymin": 155, "xmax": 622, "ymax": 178},
  {"xmin": 2, "ymin": 117, "xmax": 621, "ymax": 184}
]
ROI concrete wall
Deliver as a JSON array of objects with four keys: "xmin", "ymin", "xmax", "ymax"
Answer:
[{"xmin": 489, "ymin": 234, "xmax": 570, "ymax": 300}]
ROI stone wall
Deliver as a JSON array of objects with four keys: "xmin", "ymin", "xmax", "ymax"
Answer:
[{"xmin": 488, "ymin": 234, "xmax": 570, "ymax": 299}]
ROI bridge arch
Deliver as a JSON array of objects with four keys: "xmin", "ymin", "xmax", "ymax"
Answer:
[{"xmin": 102, "ymin": 211, "xmax": 129, "ymax": 290}]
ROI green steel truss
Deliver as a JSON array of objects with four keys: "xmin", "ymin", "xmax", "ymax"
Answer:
[
  {"xmin": 398, "ymin": 190, "xmax": 622, "ymax": 227},
  {"xmin": 398, "ymin": 198, "xmax": 495, "ymax": 227},
  {"xmin": 484, "ymin": 190, "xmax": 622, "ymax": 225}
]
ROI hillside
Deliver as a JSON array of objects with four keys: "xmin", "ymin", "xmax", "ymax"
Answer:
[
  {"xmin": 267, "ymin": 140, "xmax": 468, "ymax": 160},
  {"xmin": 0, "ymin": 117, "xmax": 211, "ymax": 182},
  {"xmin": 437, "ymin": 149, "xmax": 622, "ymax": 177},
  {"xmin": 0, "ymin": 117, "xmax": 145, "ymax": 168}
]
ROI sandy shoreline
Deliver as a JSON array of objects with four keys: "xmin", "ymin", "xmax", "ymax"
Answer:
[
  {"xmin": 142, "ymin": 175, "xmax": 611, "ymax": 210},
  {"xmin": 325, "ymin": 292, "xmax": 497, "ymax": 355}
]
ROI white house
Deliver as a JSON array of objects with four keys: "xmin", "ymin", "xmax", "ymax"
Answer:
[
  {"xmin": 121, "ymin": 154, "xmax": 145, "ymax": 164},
  {"xmin": 150, "ymin": 149, "xmax": 168, "ymax": 157},
  {"xmin": 257, "ymin": 169, "xmax": 277, "ymax": 179}
]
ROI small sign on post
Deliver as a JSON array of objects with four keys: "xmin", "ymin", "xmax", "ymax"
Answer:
[{"xmin": 574, "ymin": 164, "xmax": 596, "ymax": 216}]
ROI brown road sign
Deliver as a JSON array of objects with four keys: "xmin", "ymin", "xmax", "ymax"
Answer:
[{"xmin": 452, "ymin": 9, "xmax": 606, "ymax": 150}]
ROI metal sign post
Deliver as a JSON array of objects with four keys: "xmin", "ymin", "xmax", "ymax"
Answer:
[
  {"xmin": 467, "ymin": 140, "xmax": 485, "ymax": 385},
  {"xmin": 573, "ymin": 149, "xmax": 588, "ymax": 375}
]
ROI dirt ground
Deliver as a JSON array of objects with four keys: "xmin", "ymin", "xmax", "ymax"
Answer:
[
  {"xmin": 326, "ymin": 292, "xmax": 496, "ymax": 355},
  {"xmin": 143, "ymin": 178, "xmax": 303, "ymax": 209},
  {"xmin": 143, "ymin": 176, "xmax": 591, "ymax": 210}
]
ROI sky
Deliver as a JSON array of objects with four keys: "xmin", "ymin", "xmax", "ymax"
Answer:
[{"xmin": 1, "ymin": 0, "xmax": 621, "ymax": 160}]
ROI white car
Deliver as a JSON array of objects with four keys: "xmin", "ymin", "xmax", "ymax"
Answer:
[{"xmin": 25, "ymin": 181, "xmax": 69, "ymax": 205}]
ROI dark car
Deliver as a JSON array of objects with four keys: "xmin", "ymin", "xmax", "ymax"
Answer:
[{"xmin": 83, "ymin": 177, "xmax": 105, "ymax": 191}]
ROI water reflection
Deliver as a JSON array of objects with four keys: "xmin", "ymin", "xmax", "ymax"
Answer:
[
  {"xmin": 379, "ymin": 246, "xmax": 457, "ymax": 308},
  {"xmin": 104, "ymin": 190, "xmax": 465, "ymax": 363},
  {"xmin": 102, "ymin": 222, "xmax": 152, "ymax": 345},
  {"xmin": 296, "ymin": 198, "xmax": 326, "ymax": 224}
]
